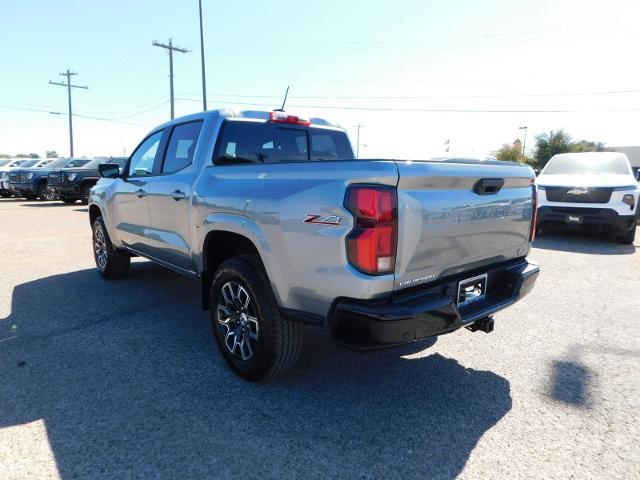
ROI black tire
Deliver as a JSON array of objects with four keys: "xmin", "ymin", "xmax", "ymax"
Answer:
[
  {"xmin": 36, "ymin": 181, "xmax": 48, "ymax": 200},
  {"xmin": 92, "ymin": 216, "xmax": 130, "ymax": 279},
  {"xmin": 616, "ymin": 224, "xmax": 636, "ymax": 244},
  {"xmin": 24, "ymin": 194, "xmax": 38, "ymax": 200},
  {"xmin": 210, "ymin": 255, "xmax": 302, "ymax": 382},
  {"xmin": 62, "ymin": 198, "xmax": 77, "ymax": 204},
  {"xmin": 80, "ymin": 184, "xmax": 92, "ymax": 205},
  {"xmin": 0, "ymin": 191, "xmax": 12, "ymax": 198}
]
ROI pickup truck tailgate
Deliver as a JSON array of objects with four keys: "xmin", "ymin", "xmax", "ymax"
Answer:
[{"xmin": 394, "ymin": 160, "xmax": 534, "ymax": 290}]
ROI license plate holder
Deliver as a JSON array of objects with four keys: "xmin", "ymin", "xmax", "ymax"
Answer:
[
  {"xmin": 565, "ymin": 214, "xmax": 583, "ymax": 224},
  {"xmin": 457, "ymin": 274, "xmax": 487, "ymax": 307}
]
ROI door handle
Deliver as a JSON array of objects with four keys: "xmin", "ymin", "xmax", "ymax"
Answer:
[
  {"xmin": 171, "ymin": 190, "xmax": 186, "ymax": 201},
  {"xmin": 135, "ymin": 189, "xmax": 146, "ymax": 198}
]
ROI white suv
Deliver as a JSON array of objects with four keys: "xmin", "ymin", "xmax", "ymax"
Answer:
[{"xmin": 536, "ymin": 152, "xmax": 639, "ymax": 244}]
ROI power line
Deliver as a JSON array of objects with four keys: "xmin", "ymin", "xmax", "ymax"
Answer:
[
  {"xmin": 0, "ymin": 104, "xmax": 152, "ymax": 127},
  {"xmin": 152, "ymin": 38, "xmax": 190, "ymax": 119},
  {"xmin": 180, "ymin": 87, "xmax": 640, "ymax": 101},
  {"xmin": 176, "ymin": 96, "xmax": 640, "ymax": 113},
  {"xmin": 49, "ymin": 69, "xmax": 88, "ymax": 157}
]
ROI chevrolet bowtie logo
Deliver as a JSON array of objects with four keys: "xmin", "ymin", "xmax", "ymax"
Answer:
[{"xmin": 567, "ymin": 187, "xmax": 588, "ymax": 195}]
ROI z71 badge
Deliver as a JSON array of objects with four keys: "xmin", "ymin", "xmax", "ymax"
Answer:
[{"xmin": 303, "ymin": 214, "xmax": 343, "ymax": 226}]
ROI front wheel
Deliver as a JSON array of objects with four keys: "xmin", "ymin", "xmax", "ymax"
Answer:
[
  {"xmin": 92, "ymin": 216, "xmax": 130, "ymax": 279},
  {"xmin": 210, "ymin": 255, "xmax": 302, "ymax": 381},
  {"xmin": 37, "ymin": 182, "xmax": 48, "ymax": 200},
  {"xmin": 616, "ymin": 223, "xmax": 636, "ymax": 244},
  {"xmin": 80, "ymin": 184, "xmax": 92, "ymax": 205}
]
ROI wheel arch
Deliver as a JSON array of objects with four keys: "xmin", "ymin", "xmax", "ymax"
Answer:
[
  {"xmin": 200, "ymin": 228, "xmax": 275, "ymax": 311},
  {"xmin": 89, "ymin": 204, "xmax": 102, "ymax": 226}
]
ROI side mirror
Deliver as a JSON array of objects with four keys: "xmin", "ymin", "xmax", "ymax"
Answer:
[{"xmin": 99, "ymin": 163, "xmax": 120, "ymax": 179}]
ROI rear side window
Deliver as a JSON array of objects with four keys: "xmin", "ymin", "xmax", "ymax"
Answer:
[
  {"xmin": 214, "ymin": 120, "xmax": 353, "ymax": 165},
  {"xmin": 163, "ymin": 121, "xmax": 203, "ymax": 174}
]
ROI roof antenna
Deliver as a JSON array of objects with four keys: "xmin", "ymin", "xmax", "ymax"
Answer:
[{"xmin": 274, "ymin": 86, "xmax": 289, "ymax": 111}]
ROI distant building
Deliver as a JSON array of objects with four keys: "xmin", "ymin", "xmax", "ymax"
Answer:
[{"xmin": 609, "ymin": 146, "xmax": 640, "ymax": 176}]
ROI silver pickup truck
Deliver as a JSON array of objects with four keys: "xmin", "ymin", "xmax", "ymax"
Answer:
[{"xmin": 89, "ymin": 109, "xmax": 539, "ymax": 381}]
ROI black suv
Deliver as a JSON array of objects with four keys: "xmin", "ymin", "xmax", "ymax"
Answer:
[{"xmin": 47, "ymin": 157, "xmax": 127, "ymax": 204}]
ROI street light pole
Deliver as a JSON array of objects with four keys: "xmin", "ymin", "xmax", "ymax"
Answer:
[
  {"xmin": 198, "ymin": 0, "xmax": 207, "ymax": 111},
  {"xmin": 519, "ymin": 126, "xmax": 528, "ymax": 157}
]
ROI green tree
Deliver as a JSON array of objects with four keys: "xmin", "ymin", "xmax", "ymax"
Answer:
[
  {"xmin": 533, "ymin": 129, "xmax": 573, "ymax": 168},
  {"xmin": 0, "ymin": 154, "xmax": 9, "ymax": 158},
  {"xmin": 15, "ymin": 153, "xmax": 29, "ymax": 158},
  {"xmin": 45, "ymin": 150, "xmax": 59, "ymax": 158},
  {"xmin": 496, "ymin": 143, "xmax": 523, "ymax": 162},
  {"xmin": 28, "ymin": 153, "xmax": 40, "ymax": 159},
  {"xmin": 571, "ymin": 140, "xmax": 607, "ymax": 153}
]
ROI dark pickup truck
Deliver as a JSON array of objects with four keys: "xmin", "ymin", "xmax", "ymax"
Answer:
[{"xmin": 48, "ymin": 157, "xmax": 127, "ymax": 204}]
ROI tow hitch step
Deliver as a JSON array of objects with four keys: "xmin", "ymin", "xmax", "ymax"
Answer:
[{"xmin": 466, "ymin": 316, "xmax": 494, "ymax": 333}]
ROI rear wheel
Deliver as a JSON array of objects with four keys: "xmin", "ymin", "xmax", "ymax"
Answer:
[
  {"xmin": 210, "ymin": 255, "xmax": 302, "ymax": 381},
  {"xmin": 616, "ymin": 223, "xmax": 636, "ymax": 244},
  {"xmin": 92, "ymin": 216, "xmax": 130, "ymax": 279}
]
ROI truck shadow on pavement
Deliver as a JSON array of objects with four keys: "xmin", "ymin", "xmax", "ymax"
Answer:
[
  {"xmin": 533, "ymin": 230, "xmax": 637, "ymax": 254},
  {"xmin": 0, "ymin": 262, "xmax": 512, "ymax": 479}
]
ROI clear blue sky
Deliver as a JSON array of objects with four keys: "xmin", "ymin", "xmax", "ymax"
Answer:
[{"xmin": 2, "ymin": 0, "xmax": 640, "ymax": 158}]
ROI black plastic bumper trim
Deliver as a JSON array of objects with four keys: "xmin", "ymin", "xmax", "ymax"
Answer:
[{"xmin": 331, "ymin": 259, "xmax": 539, "ymax": 350}]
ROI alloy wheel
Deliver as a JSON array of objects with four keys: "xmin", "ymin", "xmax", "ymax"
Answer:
[
  {"xmin": 93, "ymin": 223, "xmax": 108, "ymax": 271},
  {"xmin": 216, "ymin": 281, "xmax": 259, "ymax": 361}
]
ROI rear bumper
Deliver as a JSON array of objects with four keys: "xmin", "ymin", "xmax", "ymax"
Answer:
[
  {"xmin": 537, "ymin": 206, "xmax": 636, "ymax": 233},
  {"xmin": 331, "ymin": 258, "xmax": 539, "ymax": 349}
]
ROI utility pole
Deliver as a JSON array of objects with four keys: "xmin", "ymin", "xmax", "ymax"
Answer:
[
  {"xmin": 519, "ymin": 126, "xmax": 528, "ymax": 157},
  {"xmin": 49, "ymin": 69, "xmax": 88, "ymax": 157},
  {"xmin": 355, "ymin": 124, "xmax": 365, "ymax": 159},
  {"xmin": 152, "ymin": 38, "xmax": 189, "ymax": 119},
  {"xmin": 198, "ymin": 0, "xmax": 207, "ymax": 111}
]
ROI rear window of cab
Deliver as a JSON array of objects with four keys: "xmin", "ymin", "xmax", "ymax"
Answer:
[{"xmin": 214, "ymin": 120, "xmax": 354, "ymax": 165}]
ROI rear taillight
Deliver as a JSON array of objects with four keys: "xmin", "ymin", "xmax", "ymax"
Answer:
[
  {"xmin": 530, "ymin": 183, "xmax": 538, "ymax": 242},
  {"xmin": 345, "ymin": 185, "xmax": 397, "ymax": 275}
]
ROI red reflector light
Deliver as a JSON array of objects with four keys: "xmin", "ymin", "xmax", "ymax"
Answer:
[
  {"xmin": 345, "ymin": 186, "xmax": 397, "ymax": 275},
  {"xmin": 269, "ymin": 111, "xmax": 311, "ymax": 126}
]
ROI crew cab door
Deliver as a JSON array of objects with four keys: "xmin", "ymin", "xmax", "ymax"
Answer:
[
  {"xmin": 142, "ymin": 120, "xmax": 203, "ymax": 271},
  {"xmin": 112, "ymin": 130, "xmax": 164, "ymax": 254}
]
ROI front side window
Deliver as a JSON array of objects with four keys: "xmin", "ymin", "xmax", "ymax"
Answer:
[
  {"xmin": 163, "ymin": 121, "xmax": 203, "ymax": 174},
  {"xmin": 128, "ymin": 130, "xmax": 163, "ymax": 177}
]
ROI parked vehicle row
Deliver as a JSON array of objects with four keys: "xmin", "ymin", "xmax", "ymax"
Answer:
[{"xmin": 1, "ymin": 157, "xmax": 126, "ymax": 204}]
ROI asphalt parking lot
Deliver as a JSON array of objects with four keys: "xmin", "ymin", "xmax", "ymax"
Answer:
[{"xmin": 0, "ymin": 198, "xmax": 638, "ymax": 480}]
